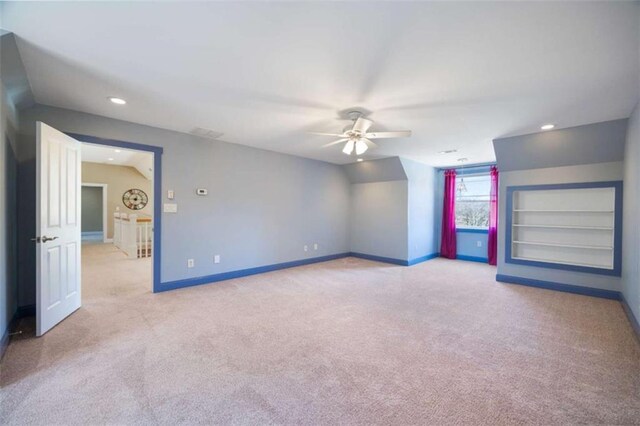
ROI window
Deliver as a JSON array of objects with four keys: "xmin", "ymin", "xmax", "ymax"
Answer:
[{"xmin": 455, "ymin": 174, "xmax": 490, "ymax": 229}]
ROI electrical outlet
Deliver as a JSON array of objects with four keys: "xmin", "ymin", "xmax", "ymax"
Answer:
[
  {"xmin": 187, "ymin": 259, "xmax": 195, "ymax": 268},
  {"xmin": 477, "ymin": 241, "xmax": 482, "ymax": 247},
  {"xmin": 304, "ymin": 245, "xmax": 308, "ymax": 252},
  {"xmin": 214, "ymin": 255, "xmax": 220, "ymax": 264},
  {"xmin": 314, "ymin": 243, "xmax": 318, "ymax": 250}
]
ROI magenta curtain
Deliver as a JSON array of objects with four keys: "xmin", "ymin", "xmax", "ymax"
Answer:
[
  {"xmin": 440, "ymin": 170, "xmax": 457, "ymax": 259},
  {"xmin": 488, "ymin": 166, "xmax": 499, "ymax": 265}
]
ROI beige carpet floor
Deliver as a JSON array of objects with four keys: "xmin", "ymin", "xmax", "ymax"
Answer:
[{"xmin": 1, "ymin": 243, "xmax": 639, "ymax": 425}]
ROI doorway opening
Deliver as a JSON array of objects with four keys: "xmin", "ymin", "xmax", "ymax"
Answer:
[
  {"xmin": 80, "ymin": 142, "xmax": 155, "ymax": 294},
  {"xmin": 81, "ymin": 184, "xmax": 107, "ymax": 243},
  {"xmin": 34, "ymin": 123, "xmax": 163, "ymax": 336}
]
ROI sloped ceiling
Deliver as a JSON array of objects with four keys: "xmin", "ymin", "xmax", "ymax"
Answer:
[
  {"xmin": 493, "ymin": 119, "xmax": 628, "ymax": 172},
  {"xmin": 81, "ymin": 143, "xmax": 153, "ymax": 180},
  {"xmin": 1, "ymin": 1, "xmax": 639, "ymax": 166}
]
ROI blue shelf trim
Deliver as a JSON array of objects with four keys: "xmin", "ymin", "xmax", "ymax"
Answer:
[
  {"xmin": 66, "ymin": 132, "xmax": 164, "ymax": 292},
  {"xmin": 457, "ymin": 228, "xmax": 489, "ymax": 234},
  {"xmin": 457, "ymin": 255, "xmax": 488, "ymax": 263},
  {"xmin": 505, "ymin": 180, "xmax": 623, "ymax": 277},
  {"xmin": 496, "ymin": 274, "xmax": 621, "ymax": 300}
]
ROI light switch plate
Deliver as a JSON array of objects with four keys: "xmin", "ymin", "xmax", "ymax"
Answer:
[
  {"xmin": 164, "ymin": 203, "xmax": 178, "ymax": 213},
  {"xmin": 167, "ymin": 190, "xmax": 174, "ymax": 200}
]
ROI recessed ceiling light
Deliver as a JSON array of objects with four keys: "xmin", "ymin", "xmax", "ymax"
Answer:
[
  {"xmin": 108, "ymin": 97, "xmax": 126, "ymax": 105},
  {"xmin": 357, "ymin": 158, "xmax": 363, "ymax": 162},
  {"xmin": 107, "ymin": 158, "xmax": 114, "ymax": 161},
  {"xmin": 438, "ymin": 149, "xmax": 458, "ymax": 154},
  {"xmin": 114, "ymin": 149, "xmax": 122, "ymax": 153},
  {"xmin": 541, "ymin": 124, "xmax": 555, "ymax": 130}
]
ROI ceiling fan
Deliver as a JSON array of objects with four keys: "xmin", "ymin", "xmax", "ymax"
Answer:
[{"xmin": 311, "ymin": 111, "xmax": 412, "ymax": 156}]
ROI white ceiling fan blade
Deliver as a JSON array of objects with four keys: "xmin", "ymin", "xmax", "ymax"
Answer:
[
  {"xmin": 361, "ymin": 138, "xmax": 378, "ymax": 149},
  {"xmin": 321, "ymin": 138, "xmax": 348, "ymax": 148},
  {"xmin": 352, "ymin": 117, "xmax": 373, "ymax": 134},
  {"xmin": 365, "ymin": 131, "xmax": 412, "ymax": 139},
  {"xmin": 309, "ymin": 132, "xmax": 347, "ymax": 137}
]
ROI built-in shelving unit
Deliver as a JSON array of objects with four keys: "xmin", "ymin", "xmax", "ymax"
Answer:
[{"xmin": 505, "ymin": 182, "xmax": 622, "ymax": 276}]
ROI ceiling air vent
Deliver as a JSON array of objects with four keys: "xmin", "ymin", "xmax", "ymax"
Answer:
[{"xmin": 190, "ymin": 127, "xmax": 224, "ymax": 140}]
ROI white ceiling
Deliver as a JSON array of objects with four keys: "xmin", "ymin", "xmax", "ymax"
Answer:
[
  {"xmin": 81, "ymin": 143, "xmax": 153, "ymax": 180},
  {"xmin": 2, "ymin": 1, "xmax": 639, "ymax": 166}
]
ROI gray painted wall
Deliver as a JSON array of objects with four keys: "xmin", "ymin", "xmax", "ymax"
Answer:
[
  {"xmin": 16, "ymin": 104, "xmax": 351, "ymax": 306},
  {"xmin": 0, "ymin": 82, "xmax": 19, "ymax": 339},
  {"xmin": 0, "ymin": 32, "xmax": 34, "ymax": 111},
  {"xmin": 81, "ymin": 186, "xmax": 103, "ymax": 232},
  {"xmin": 622, "ymin": 102, "xmax": 639, "ymax": 322},
  {"xmin": 346, "ymin": 157, "xmax": 438, "ymax": 262},
  {"xmin": 494, "ymin": 119, "xmax": 628, "ymax": 172},
  {"xmin": 343, "ymin": 157, "xmax": 407, "ymax": 183},
  {"xmin": 401, "ymin": 158, "xmax": 438, "ymax": 260},
  {"xmin": 349, "ymin": 180, "xmax": 408, "ymax": 260},
  {"xmin": 497, "ymin": 161, "xmax": 624, "ymax": 291}
]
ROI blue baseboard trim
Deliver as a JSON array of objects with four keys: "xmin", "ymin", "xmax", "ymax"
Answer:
[
  {"xmin": 0, "ymin": 325, "xmax": 9, "ymax": 360},
  {"xmin": 349, "ymin": 252, "xmax": 408, "ymax": 266},
  {"xmin": 407, "ymin": 253, "xmax": 440, "ymax": 266},
  {"xmin": 495, "ymin": 274, "xmax": 621, "ymax": 300},
  {"xmin": 1, "ymin": 304, "xmax": 36, "ymax": 360},
  {"xmin": 160, "ymin": 251, "xmax": 441, "ymax": 292},
  {"xmin": 159, "ymin": 253, "xmax": 351, "ymax": 292},
  {"xmin": 621, "ymin": 293, "xmax": 640, "ymax": 342},
  {"xmin": 457, "ymin": 255, "xmax": 488, "ymax": 264}
]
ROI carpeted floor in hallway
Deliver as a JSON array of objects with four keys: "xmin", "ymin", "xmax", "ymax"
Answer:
[{"xmin": 1, "ymin": 243, "xmax": 639, "ymax": 425}]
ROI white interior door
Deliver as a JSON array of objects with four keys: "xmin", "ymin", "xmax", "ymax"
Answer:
[{"xmin": 36, "ymin": 122, "xmax": 82, "ymax": 336}]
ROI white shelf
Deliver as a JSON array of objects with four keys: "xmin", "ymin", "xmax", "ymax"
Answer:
[
  {"xmin": 513, "ymin": 209, "xmax": 613, "ymax": 213},
  {"xmin": 510, "ymin": 186, "xmax": 617, "ymax": 271},
  {"xmin": 513, "ymin": 241, "xmax": 613, "ymax": 250},
  {"xmin": 511, "ymin": 256, "xmax": 613, "ymax": 270},
  {"xmin": 512, "ymin": 224, "xmax": 613, "ymax": 231}
]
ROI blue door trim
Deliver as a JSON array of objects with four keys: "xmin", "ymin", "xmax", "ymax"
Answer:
[
  {"xmin": 505, "ymin": 180, "xmax": 623, "ymax": 276},
  {"xmin": 67, "ymin": 132, "xmax": 164, "ymax": 292}
]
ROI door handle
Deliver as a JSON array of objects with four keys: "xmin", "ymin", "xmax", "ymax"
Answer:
[
  {"xmin": 41, "ymin": 236, "xmax": 59, "ymax": 243},
  {"xmin": 30, "ymin": 237, "xmax": 41, "ymax": 243}
]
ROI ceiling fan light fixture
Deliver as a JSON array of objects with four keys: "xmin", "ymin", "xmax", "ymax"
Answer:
[
  {"xmin": 342, "ymin": 140, "xmax": 355, "ymax": 155},
  {"xmin": 355, "ymin": 139, "xmax": 368, "ymax": 155}
]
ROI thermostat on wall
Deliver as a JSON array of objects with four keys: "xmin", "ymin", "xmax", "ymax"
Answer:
[{"xmin": 196, "ymin": 188, "xmax": 208, "ymax": 196}]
